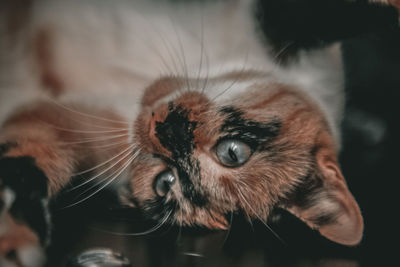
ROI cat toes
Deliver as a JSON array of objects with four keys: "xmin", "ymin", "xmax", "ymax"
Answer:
[{"xmin": 0, "ymin": 157, "xmax": 50, "ymax": 267}]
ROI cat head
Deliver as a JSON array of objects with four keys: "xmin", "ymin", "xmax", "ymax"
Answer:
[{"xmin": 128, "ymin": 71, "xmax": 363, "ymax": 246}]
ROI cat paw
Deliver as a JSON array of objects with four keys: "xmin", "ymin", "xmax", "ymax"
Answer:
[{"xmin": 0, "ymin": 157, "xmax": 50, "ymax": 267}]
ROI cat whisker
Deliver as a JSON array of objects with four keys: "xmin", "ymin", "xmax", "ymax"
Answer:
[
  {"xmin": 66, "ymin": 114, "xmax": 133, "ymax": 131},
  {"xmin": 221, "ymin": 211, "xmax": 234, "ymax": 248},
  {"xmin": 136, "ymin": 11, "xmax": 181, "ymax": 77},
  {"xmin": 64, "ymin": 148, "xmax": 134, "ymax": 195},
  {"xmin": 62, "ymin": 149, "xmax": 139, "ymax": 209},
  {"xmin": 46, "ymin": 97, "xmax": 129, "ymax": 125},
  {"xmin": 92, "ymin": 209, "xmax": 173, "ymax": 236},
  {"xmin": 196, "ymin": 12, "xmax": 205, "ymax": 92},
  {"xmin": 58, "ymin": 134, "xmax": 130, "ymax": 146},
  {"xmin": 182, "ymin": 252, "xmax": 205, "ymax": 258},
  {"xmin": 59, "ymin": 140, "xmax": 130, "ymax": 152},
  {"xmin": 273, "ymin": 41, "xmax": 294, "ymax": 64},
  {"xmin": 158, "ymin": 33, "xmax": 182, "ymax": 78},
  {"xmin": 235, "ymin": 182, "xmax": 285, "ymax": 244},
  {"xmin": 83, "ymin": 140, "xmax": 132, "ymax": 150},
  {"xmin": 76, "ymin": 147, "xmax": 139, "ymax": 194},
  {"xmin": 211, "ymin": 50, "xmax": 249, "ymax": 102},
  {"xmin": 69, "ymin": 144, "xmax": 135, "ymax": 179},
  {"xmin": 200, "ymin": 27, "xmax": 210, "ymax": 95},
  {"xmin": 38, "ymin": 120, "xmax": 130, "ymax": 134},
  {"xmin": 169, "ymin": 18, "xmax": 192, "ymax": 93}
]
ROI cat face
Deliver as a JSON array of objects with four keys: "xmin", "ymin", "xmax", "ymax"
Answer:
[{"xmin": 128, "ymin": 71, "xmax": 363, "ymax": 246}]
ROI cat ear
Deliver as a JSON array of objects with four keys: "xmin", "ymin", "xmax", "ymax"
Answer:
[{"xmin": 284, "ymin": 138, "xmax": 363, "ymax": 246}]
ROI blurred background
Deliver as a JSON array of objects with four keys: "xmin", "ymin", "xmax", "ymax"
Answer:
[{"xmin": 2, "ymin": 0, "xmax": 399, "ymax": 266}]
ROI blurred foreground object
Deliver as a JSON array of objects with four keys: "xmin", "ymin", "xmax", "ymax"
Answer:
[{"xmin": 67, "ymin": 248, "xmax": 131, "ymax": 267}]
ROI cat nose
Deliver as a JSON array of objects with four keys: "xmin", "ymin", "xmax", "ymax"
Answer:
[{"xmin": 154, "ymin": 170, "xmax": 176, "ymax": 197}]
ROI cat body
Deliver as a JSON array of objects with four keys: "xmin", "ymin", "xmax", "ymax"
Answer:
[{"xmin": 0, "ymin": 0, "xmax": 369, "ymax": 266}]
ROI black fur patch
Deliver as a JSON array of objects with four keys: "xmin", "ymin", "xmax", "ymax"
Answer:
[
  {"xmin": 0, "ymin": 157, "xmax": 50, "ymax": 244},
  {"xmin": 155, "ymin": 103, "xmax": 197, "ymax": 159},
  {"xmin": 255, "ymin": 0, "xmax": 399, "ymax": 62},
  {"xmin": 0, "ymin": 142, "xmax": 17, "ymax": 157},
  {"xmin": 175, "ymin": 158, "xmax": 206, "ymax": 206},
  {"xmin": 219, "ymin": 106, "xmax": 281, "ymax": 150},
  {"xmin": 155, "ymin": 103, "xmax": 206, "ymax": 206}
]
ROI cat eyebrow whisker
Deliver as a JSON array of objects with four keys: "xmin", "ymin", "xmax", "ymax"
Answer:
[
  {"xmin": 196, "ymin": 12, "xmax": 205, "ymax": 91},
  {"xmin": 137, "ymin": 11, "xmax": 182, "ymax": 77},
  {"xmin": 169, "ymin": 18, "xmax": 192, "ymax": 93},
  {"xmin": 61, "ymin": 148, "xmax": 140, "ymax": 209},
  {"xmin": 195, "ymin": 11, "xmax": 211, "ymax": 97},
  {"xmin": 211, "ymin": 50, "xmax": 249, "ymax": 102}
]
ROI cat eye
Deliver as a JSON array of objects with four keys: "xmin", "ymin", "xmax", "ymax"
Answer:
[
  {"xmin": 216, "ymin": 139, "xmax": 251, "ymax": 167},
  {"xmin": 154, "ymin": 169, "xmax": 176, "ymax": 197}
]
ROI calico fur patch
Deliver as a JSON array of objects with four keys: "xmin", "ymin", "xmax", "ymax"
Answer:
[
  {"xmin": 219, "ymin": 106, "xmax": 281, "ymax": 151},
  {"xmin": 0, "ymin": 157, "xmax": 50, "ymax": 245}
]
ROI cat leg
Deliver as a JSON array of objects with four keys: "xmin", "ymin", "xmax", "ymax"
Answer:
[{"xmin": 0, "ymin": 101, "xmax": 131, "ymax": 266}]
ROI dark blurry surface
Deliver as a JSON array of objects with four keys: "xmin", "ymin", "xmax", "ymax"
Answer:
[{"xmin": 45, "ymin": 1, "xmax": 400, "ymax": 267}]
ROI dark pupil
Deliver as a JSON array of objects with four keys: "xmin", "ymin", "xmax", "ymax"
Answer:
[
  {"xmin": 228, "ymin": 147, "xmax": 238, "ymax": 162},
  {"xmin": 161, "ymin": 180, "xmax": 170, "ymax": 194}
]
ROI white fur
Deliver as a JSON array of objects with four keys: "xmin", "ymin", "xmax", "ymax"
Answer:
[
  {"xmin": 0, "ymin": 243, "xmax": 46, "ymax": 267},
  {"xmin": 0, "ymin": 0, "xmax": 344, "ymax": 144},
  {"xmin": 18, "ymin": 244, "xmax": 46, "ymax": 267},
  {"xmin": 0, "ymin": 188, "xmax": 16, "ymax": 235}
]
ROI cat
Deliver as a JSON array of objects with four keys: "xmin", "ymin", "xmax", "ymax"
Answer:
[{"xmin": 1, "ymin": 0, "xmax": 397, "ymax": 266}]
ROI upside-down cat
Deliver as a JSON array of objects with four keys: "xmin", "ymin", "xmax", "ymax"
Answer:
[{"xmin": 1, "ymin": 0, "xmax": 397, "ymax": 266}]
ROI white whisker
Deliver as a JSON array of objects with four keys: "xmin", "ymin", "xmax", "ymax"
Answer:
[
  {"xmin": 211, "ymin": 50, "xmax": 249, "ymax": 102},
  {"xmin": 38, "ymin": 120, "xmax": 130, "ymax": 134},
  {"xmin": 70, "ymin": 144, "xmax": 135, "ymax": 177},
  {"xmin": 274, "ymin": 41, "xmax": 294, "ymax": 65},
  {"xmin": 65, "ymin": 147, "xmax": 135, "ymax": 194},
  {"xmin": 182, "ymin": 252, "xmax": 205, "ymax": 258},
  {"xmin": 92, "ymin": 209, "xmax": 173, "ymax": 236},
  {"xmin": 84, "ymin": 140, "xmax": 132, "ymax": 150},
  {"xmin": 235, "ymin": 182, "xmax": 285, "ymax": 245},
  {"xmin": 169, "ymin": 18, "xmax": 191, "ymax": 92},
  {"xmin": 59, "ymin": 134, "xmax": 130, "ymax": 145},
  {"xmin": 45, "ymin": 97, "xmax": 129, "ymax": 125},
  {"xmin": 62, "ymin": 149, "xmax": 139, "ymax": 209}
]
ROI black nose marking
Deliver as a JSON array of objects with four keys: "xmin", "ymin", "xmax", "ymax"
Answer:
[
  {"xmin": 154, "ymin": 103, "xmax": 206, "ymax": 206},
  {"xmin": 155, "ymin": 102, "xmax": 197, "ymax": 159}
]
